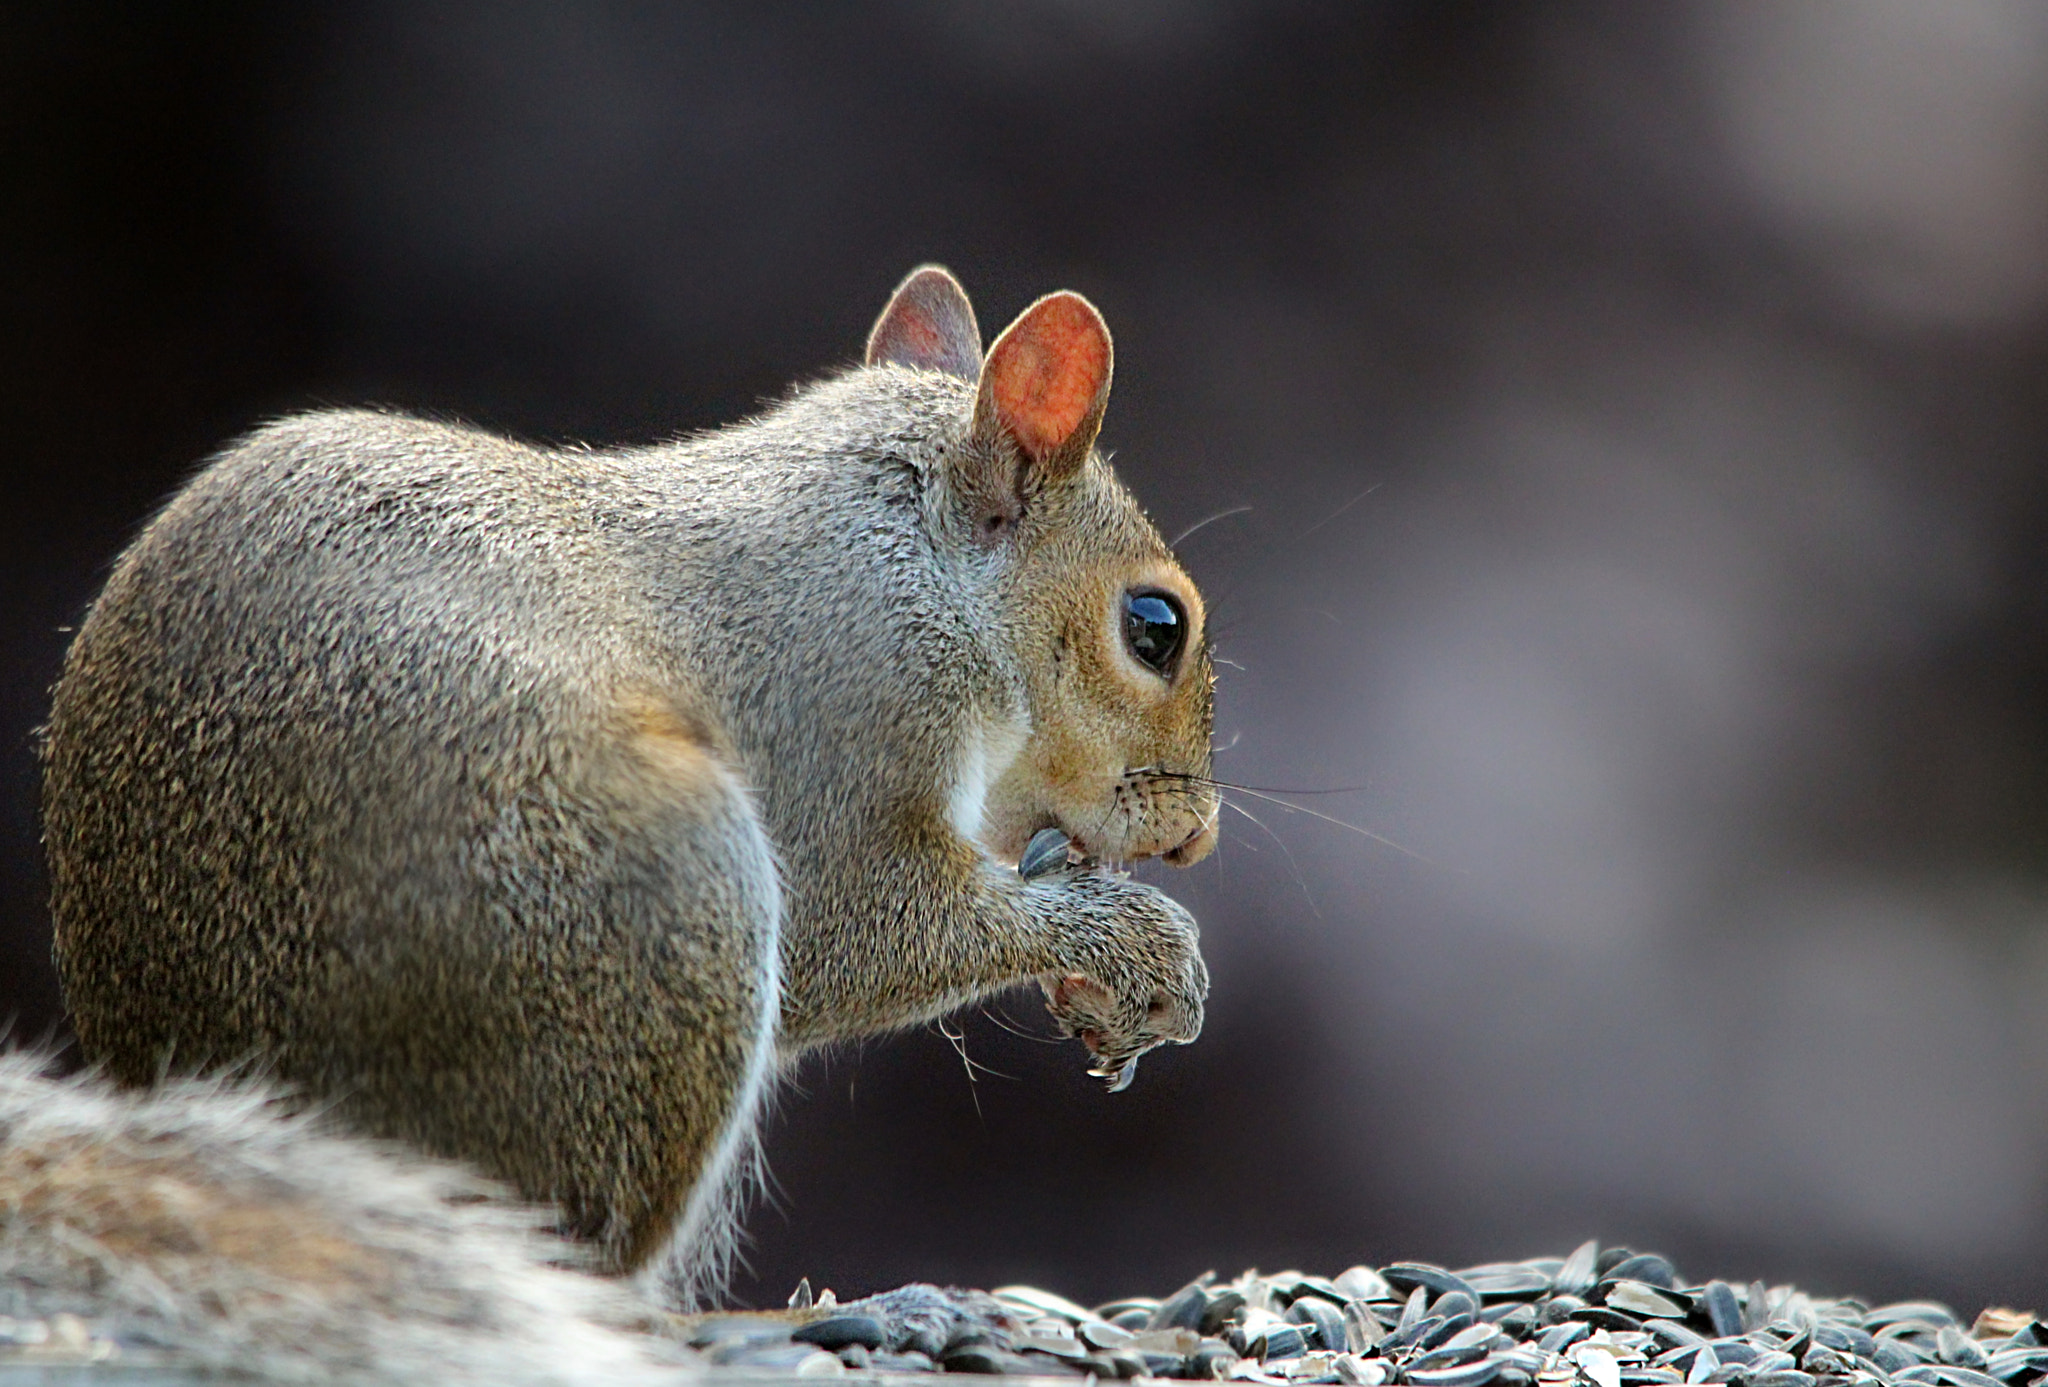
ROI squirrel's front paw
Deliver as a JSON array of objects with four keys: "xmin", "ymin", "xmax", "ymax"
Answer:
[{"xmin": 1025, "ymin": 846, "xmax": 1207, "ymax": 1092}]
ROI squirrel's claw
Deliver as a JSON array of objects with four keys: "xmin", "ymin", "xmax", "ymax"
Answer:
[
  {"xmin": 1090, "ymin": 1052, "xmax": 1144, "ymax": 1093},
  {"xmin": 1047, "ymin": 971, "xmax": 1162, "ymax": 1093}
]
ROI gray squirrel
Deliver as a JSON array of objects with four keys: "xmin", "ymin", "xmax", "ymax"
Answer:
[{"xmin": 19, "ymin": 266, "xmax": 1219, "ymax": 1362}]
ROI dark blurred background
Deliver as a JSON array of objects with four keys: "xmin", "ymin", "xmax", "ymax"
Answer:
[{"xmin": 6, "ymin": 0, "xmax": 2047, "ymax": 1316}]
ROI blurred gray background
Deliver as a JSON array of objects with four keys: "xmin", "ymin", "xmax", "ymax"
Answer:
[{"xmin": 5, "ymin": 0, "xmax": 2047, "ymax": 1315}]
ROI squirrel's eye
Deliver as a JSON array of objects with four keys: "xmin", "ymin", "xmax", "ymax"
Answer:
[{"xmin": 1122, "ymin": 590, "xmax": 1184, "ymax": 677}]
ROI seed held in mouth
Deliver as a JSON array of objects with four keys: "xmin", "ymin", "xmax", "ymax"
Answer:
[{"xmin": 1018, "ymin": 826, "xmax": 1077, "ymax": 880}]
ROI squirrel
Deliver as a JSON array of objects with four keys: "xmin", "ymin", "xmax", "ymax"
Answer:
[{"xmin": 31, "ymin": 266, "xmax": 1221, "ymax": 1315}]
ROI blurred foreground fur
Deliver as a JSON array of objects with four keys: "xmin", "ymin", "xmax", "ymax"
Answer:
[{"xmin": 0, "ymin": 1051, "xmax": 695, "ymax": 1383}]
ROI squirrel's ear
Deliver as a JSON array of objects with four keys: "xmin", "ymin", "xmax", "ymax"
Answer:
[
  {"xmin": 866, "ymin": 265, "xmax": 982, "ymax": 381},
  {"xmin": 973, "ymin": 291, "xmax": 1113, "ymax": 482}
]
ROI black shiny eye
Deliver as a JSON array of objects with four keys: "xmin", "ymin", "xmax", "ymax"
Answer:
[{"xmin": 1122, "ymin": 590, "xmax": 1185, "ymax": 676}]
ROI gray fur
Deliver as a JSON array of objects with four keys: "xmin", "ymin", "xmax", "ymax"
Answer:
[{"xmin": 39, "ymin": 271, "xmax": 1218, "ymax": 1303}]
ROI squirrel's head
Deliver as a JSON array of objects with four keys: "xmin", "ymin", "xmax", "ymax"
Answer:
[{"xmin": 868, "ymin": 266, "xmax": 1220, "ymax": 870}]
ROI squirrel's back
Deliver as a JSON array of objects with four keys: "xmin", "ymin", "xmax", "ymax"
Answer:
[{"xmin": 41, "ymin": 400, "xmax": 811, "ymax": 1283}]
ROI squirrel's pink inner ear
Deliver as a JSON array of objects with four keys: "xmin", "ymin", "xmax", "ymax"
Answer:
[
  {"xmin": 865, "ymin": 266, "xmax": 981, "ymax": 381},
  {"xmin": 980, "ymin": 292, "xmax": 1112, "ymax": 466}
]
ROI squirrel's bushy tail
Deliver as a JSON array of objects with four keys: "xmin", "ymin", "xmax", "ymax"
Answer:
[{"xmin": 0, "ymin": 1051, "xmax": 696, "ymax": 1384}]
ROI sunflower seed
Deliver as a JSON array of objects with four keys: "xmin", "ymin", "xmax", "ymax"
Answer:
[
  {"xmin": 1899, "ymin": 1368, "xmax": 2009, "ymax": 1387},
  {"xmin": 794, "ymin": 1315, "xmax": 888, "ymax": 1352},
  {"xmin": 1261, "ymin": 1326, "xmax": 1311, "ymax": 1362},
  {"xmin": 1988, "ymin": 1350, "xmax": 2048, "ymax": 1380},
  {"xmin": 1870, "ymin": 1307, "xmax": 1963, "ymax": 1331},
  {"xmin": 721, "ymin": 1342, "xmax": 844, "ymax": 1373},
  {"xmin": 1202, "ymin": 1292, "xmax": 1251, "ymax": 1336},
  {"xmin": 1940, "ymin": 1329, "xmax": 1990, "ymax": 1370},
  {"xmin": 1155, "ymin": 1280, "xmax": 1220, "ymax": 1332},
  {"xmin": 1574, "ymin": 1345, "xmax": 1624, "ymax": 1387},
  {"xmin": 1602, "ymin": 1258, "xmax": 1679, "ymax": 1292},
  {"xmin": 1604, "ymin": 1285, "xmax": 1687, "ymax": 1321},
  {"xmin": 1277, "ymin": 1277, "xmax": 1351, "ymax": 1308},
  {"xmin": 1410, "ymin": 1344, "xmax": 1489, "ymax": 1373},
  {"xmin": 1484, "ymin": 1307, "xmax": 1540, "ymax": 1337},
  {"xmin": 994, "ymin": 1285, "xmax": 1096, "ymax": 1323},
  {"xmin": 1419, "ymin": 1316, "xmax": 1479, "ymax": 1351},
  {"xmin": 1434, "ymin": 1296, "xmax": 1482, "ymax": 1325},
  {"xmin": 1291, "ymin": 1299, "xmax": 1349, "ymax": 1352},
  {"xmin": 1390, "ymin": 1298, "xmax": 1435, "ymax": 1347},
  {"xmin": 1745, "ymin": 1285, "xmax": 1772, "ymax": 1335},
  {"xmin": 1345, "ymin": 1303, "xmax": 1390, "ymax": 1351},
  {"xmin": 1383, "ymin": 1267, "xmax": 1483, "ymax": 1305},
  {"xmin": 1339, "ymin": 1270, "xmax": 1398, "ymax": 1303},
  {"xmin": 1461, "ymin": 1267, "xmax": 1557, "ymax": 1301},
  {"xmin": 1015, "ymin": 1333, "xmax": 1091, "ymax": 1361},
  {"xmin": 1875, "ymin": 1344, "xmax": 1924, "ymax": 1374},
  {"xmin": 1078, "ymin": 1321, "xmax": 1134, "ymax": 1350},
  {"xmin": 1019, "ymin": 827, "xmax": 1074, "ymax": 879},
  {"xmin": 1407, "ymin": 1359, "xmax": 1504, "ymax": 1387},
  {"xmin": 1747, "ymin": 1372, "xmax": 1816, "ymax": 1387},
  {"xmin": 1556, "ymin": 1244, "xmax": 1603, "ymax": 1297},
  {"xmin": 1648, "ymin": 1321, "xmax": 1707, "ymax": 1351}
]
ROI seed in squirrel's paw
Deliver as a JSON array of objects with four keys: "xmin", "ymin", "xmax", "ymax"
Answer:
[{"xmin": 1018, "ymin": 827, "xmax": 1073, "ymax": 879}]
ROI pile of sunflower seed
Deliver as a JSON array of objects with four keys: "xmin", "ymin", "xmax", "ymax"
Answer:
[{"xmin": 690, "ymin": 1243, "xmax": 2047, "ymax": 1382}]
